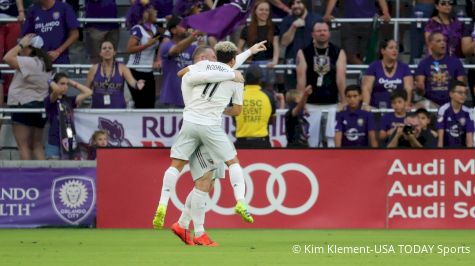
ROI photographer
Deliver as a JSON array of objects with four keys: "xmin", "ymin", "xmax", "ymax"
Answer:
[{"xmin": 386, "ymin": 113, "xmax": 437, "ymax": 148}]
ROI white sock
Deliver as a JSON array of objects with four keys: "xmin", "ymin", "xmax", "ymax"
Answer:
[
  {"xmin": 178, "ymin": 190, "xmax": 193, "ymax": 229},
  {"xmin": 158, "ymin": 167, "xmax": 180, "ymax": 205},
  {"xmin": 229, "ymin": 163, "xmax": 245, "ymax": 202},
  {"xmin": 190, "ymin": 187, "xmax": 207, "ymax": 236}
]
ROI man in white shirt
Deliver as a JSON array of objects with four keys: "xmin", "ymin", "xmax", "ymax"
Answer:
[{"xmin": 153, "ymin": 41, "xmax": 267, "ymax": 246}]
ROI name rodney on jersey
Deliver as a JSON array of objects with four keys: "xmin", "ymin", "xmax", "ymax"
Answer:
[{"xmin": 206, "ymin": 64, "xmax": 231, "ymax": 72}]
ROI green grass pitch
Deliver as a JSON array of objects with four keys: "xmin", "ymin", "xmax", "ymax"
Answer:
[{"xmin": 1, "ymin": 229, "xmax": 474, "ymax": 266}]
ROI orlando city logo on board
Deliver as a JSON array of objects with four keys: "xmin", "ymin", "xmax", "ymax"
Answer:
[{"xmin": 51, "ymin": 176, "xmax": 96, "ymax": 225}]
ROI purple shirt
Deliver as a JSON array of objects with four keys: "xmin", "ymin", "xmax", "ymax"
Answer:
[
  {"xmin": 415, "ymin": 55, "xmax": 465, "ymax": 106},
  {"xmin": 91, "ymin": 62, "xmax": 126, "ymax": 108},
  {"xmin": 379, "ymin": 112, "xmax": 405, "ymax": 132},
  {"xmin": 335, "ymin": 108, "xmax": 376, "ymax": 147},
  {"xmin": 159, "ymin": 41, "xmax": 196, "ymax": 107},
  {"xmin": 45, "ymin": 95, "xmax": 77, "ymax": 146},
  {"xmin": 365, "ymin": 60, "xmax": 411, "ymax": 108},
  {"xmin": 424, "ymin": 18, "xmax": 467, "ymax": 58},
  {"xmin": 85, "ymin": 0, "xmax": 119, "ymax": 31},
  {"xmin": 22, "ymin": 1, "xmax": 80, "ymax": 64},
  {"xmin": 436, "ymin": 103, "xmax": 474, "ymax": 147},
  {"xmin": 344, "ymin": 0, "xmax": 377, "ymax": 18}
]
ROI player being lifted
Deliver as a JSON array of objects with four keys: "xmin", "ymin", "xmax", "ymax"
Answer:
[{"xmin": 153, "ymin": 41, "xmax": 267, "ymax": 246}]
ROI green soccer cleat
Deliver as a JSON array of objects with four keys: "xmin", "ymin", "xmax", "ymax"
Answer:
[
  {"xmin": 152, "ymin": 204, "xmax": 167, "ymax": 230},
  {"xmin": 234, "ymin": 201, "xmax": 254, "ymax": 223}
]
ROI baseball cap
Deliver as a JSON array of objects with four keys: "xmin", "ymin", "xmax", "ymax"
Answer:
[{"xmin": 29, "ymin": 36, "xmax": 44, "ymax": 49}]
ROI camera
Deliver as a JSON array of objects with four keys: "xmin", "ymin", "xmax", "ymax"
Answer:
[{"xmin": 403, "ymin": 124, "xmax": 414, "ymax": 135}]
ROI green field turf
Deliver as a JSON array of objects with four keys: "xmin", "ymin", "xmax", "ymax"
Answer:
[{"xmin": 0, "ymin": 229, "xmax": 474, "ymax": 266}]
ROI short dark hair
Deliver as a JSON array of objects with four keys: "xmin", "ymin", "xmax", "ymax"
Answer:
[
  {"xmin": 245, "ymin": 64, "xmax": 263, "ymax": 85},
  {"xmin": 415, "ymin": 108, "xmax": 430, "ymax": 118},
  {"xmin": 167, "ymin": 15, "xmax": 182, "ymax": 32},
  {"xmin": 428, "ymin": 31, "xmax": 444, "ymax": 43},
  {"xmin": 449, "ymin": 79, "xmax": 467, "ymax": 92},
  {"xmin": 288, "ymin": 0, "xmax": 306, "ymax": 8},
  {"xmin": 390, "ymin": 90, "xmax": 407, "ymax": 102},
  {"xmin": 215, "ymin": 41, "xmax": 237, "ymax": 64},
  {"xmin": 53, "ymin": 72, "xmax": 69, "ymax": 83},
  {"xmin": 345, "ymin": 85, "xmax": 361, "ymax": 95}
]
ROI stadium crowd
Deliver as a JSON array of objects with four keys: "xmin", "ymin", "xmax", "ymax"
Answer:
[{"xmin": 0, "ymin": 0, "xmax": 475, "ymax": 160}]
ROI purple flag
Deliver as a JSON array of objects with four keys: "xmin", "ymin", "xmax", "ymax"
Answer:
[{"xmin": 181, "ymin": 0, "xmax": 254, "ymax": 40}]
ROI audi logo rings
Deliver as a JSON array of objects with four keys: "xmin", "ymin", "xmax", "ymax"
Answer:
[{"xmin": 170, "ymin": 163, "xmax": 319, "ymax": 216}]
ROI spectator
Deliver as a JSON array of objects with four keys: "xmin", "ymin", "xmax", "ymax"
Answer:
[
  {"xmin": 84, "ymin": 0, "xmax": 120, "ymax": 63},
  {"xmin": 234, "ymin": 64, "xmax": 276, "ymax": 148},
  {"xmin": 22, "ymin": 0, "xmax": 79, "ymax": 64},
  {"xmin": 295, "ymin": 21, "xmax": 346, "ymax": 147},
  {"xmin": 4, "ymin": 34, "xmax": 51, "ymax": 160},
  {"xmin": 416, "ymin": 107, "xmax": 438, "ymax": 138},
  {"xmin": 362, "ymin": 39, "xmax": 413, "ymax": 110},
  {"xmin": 44, "ymin": 73, "xmax": 92, "ymax": 160},
  {"xmin": 86, "ymin": 40, "xmax": 145, "ymax": 108},
  {"xmin": 324, "ymin": 0, "xmax": 391, "ymax": 64},
  {"xmin": 0, "ymin": 0, "xmax": 26, "ymax": 102},
  {"xmin": 379, "ymin": 90, "xmax": 408, "ymax": 141},
  {"xmin": 335, "ymin": 85, "xmax": 378, "ymax": 148},
  {"xmin": 415, "ymin": 31, "xmax": 466, "ymax": 108},
  {"xmin": 126, "ymin": 0, "xmax": 160, "ymax": 109},
  {"xmin": 424, "ymin": 0, "xmax": 471, "ymax": 58},
  {"xmin": 159, "ymin": 15, "xmax": 198, "ymax": 108},
  {"xmin": 410, "ymin": 0, "xmax": 435, "ymax": 62},
  {"xmin": 285, "ymin": 87, "xmax": 311, "ymax": 147},
  {"xmin": 88, "ymin": 130, "xmax": 108, "ymax": 160},
  {"xmin": 436, "ymin": 80, "xmax": 474, "ymax": 148},
  {"xmin": 237, "ymin": 0, "xmax": 280, "ymax": 90},
  {"xmin": 386, "ymin": 113, "xmax": 437, "ymax": 148},
  {"xmin": 280, "ymin": 0, "xmax": 321, "ymax": 87}
]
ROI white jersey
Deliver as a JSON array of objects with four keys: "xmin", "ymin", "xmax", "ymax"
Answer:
[
  {"xmin": 182, "ymin": 61, "xmax": 244, "ymax": 125},
  {"xmin": 181, "ymin": 49, "xmax": 251, "ymax": 106},
  {"xmin": 126, "ymin": 25, "xmax": 159, "ymax": 72}
]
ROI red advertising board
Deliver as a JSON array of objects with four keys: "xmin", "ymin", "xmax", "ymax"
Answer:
[{"xmin": 96, "ymin": 149, "xmax": 475, "ymax": 229}]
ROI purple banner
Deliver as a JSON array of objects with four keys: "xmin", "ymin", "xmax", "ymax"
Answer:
[{"xmin": 0, "ymin": 168, "xmax": 96, "ymax": 228}]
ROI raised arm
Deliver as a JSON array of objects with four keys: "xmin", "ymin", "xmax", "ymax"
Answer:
[
  {"xmin": 234, "ymin": 40, "xmax": 267, "ymax": 69},
  {"xmin": 69, "ymin": 79, "xmax": 93, "ymax": 106},
  {"xmin": 295, "ymin": 50, "xmax": 307, "ymax": 91}
]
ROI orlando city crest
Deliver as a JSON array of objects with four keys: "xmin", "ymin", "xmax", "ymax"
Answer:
[{"xmin": 51, "ymin": 176, "xmax": 96, "ymax": 225}]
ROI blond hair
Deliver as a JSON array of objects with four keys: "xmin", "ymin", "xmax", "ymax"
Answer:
[
  {"xmin": 285, "ymin": 89, "xmax": 302, "ymax": 104},
  {"xmin": 91, "ymin": 130, "xmax": 108, "ymax": 143}
]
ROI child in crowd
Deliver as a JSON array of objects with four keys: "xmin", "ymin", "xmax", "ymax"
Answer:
[
  {"xmin": 88, "ymin": 130, "xmax": 109, "ymax": 160},
  {"xmin": 44, "ymin": 73, "xmax": 92, "ymax": 160},
  {"xmin": 285, "ymin": 86, "xmax": 312, "ymax": 147},
  {"xmin": 436, "ymin": 80, "xmax": 474, "ymax": 148},
  {"xmin": 379, "ymin": 90, "xmax": 407, "ymax": 141},
  {"xmin": 335, "ymin": 85, "xmax": 378, "ymax": 148},
  {"xmin": 416, "ymin": 108, "xmax": 438, "ymax": 139}
]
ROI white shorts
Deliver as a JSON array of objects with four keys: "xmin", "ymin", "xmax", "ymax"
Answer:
[
  {"xmin": 189, "ymin": 145, "xmax": 226, "ymax": 181},
  {"xmin": 171, "ymin": 120, "xmax": 237, "ymax": 162}
]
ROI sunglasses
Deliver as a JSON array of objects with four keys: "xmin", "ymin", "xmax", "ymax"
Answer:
[{"xmin": 439, "ymin": 1, "xmax": 453, "ymax": 6}]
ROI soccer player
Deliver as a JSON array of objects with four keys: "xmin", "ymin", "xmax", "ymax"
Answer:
[{"xmin": 153, "ymin": 42, "xmax": 267, "ymax": 246}]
